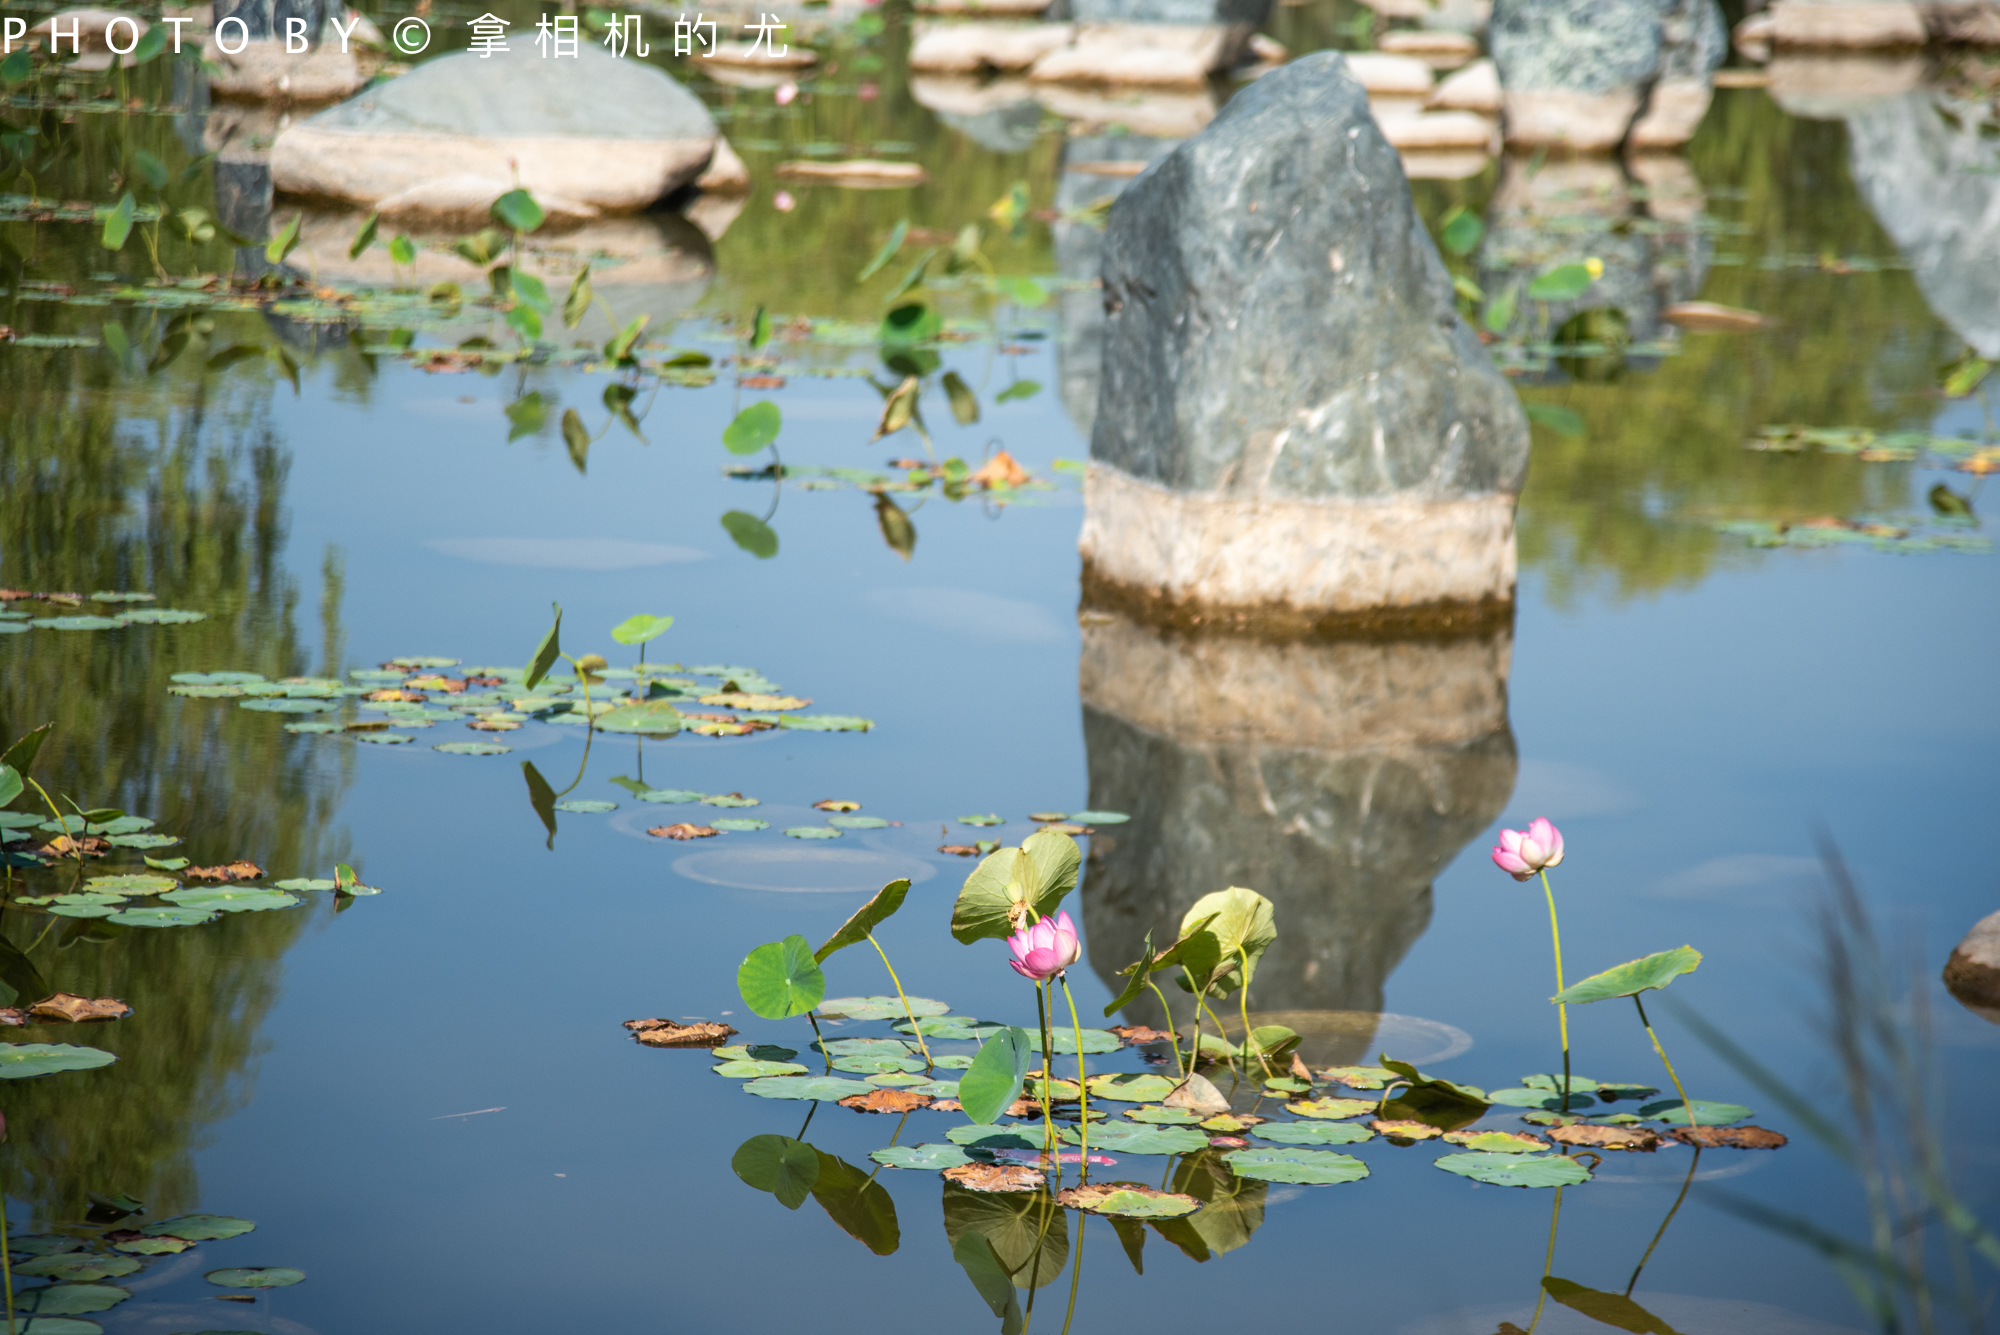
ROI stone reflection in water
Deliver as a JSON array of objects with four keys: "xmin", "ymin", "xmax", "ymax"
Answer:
[
  {"xmin": 1077, "ymin": 610, "xmax": 1517, "ymax": 1037},
  {"xmin": 0, "ymin": 362, "xmax": 349, "ymax": 1222}
]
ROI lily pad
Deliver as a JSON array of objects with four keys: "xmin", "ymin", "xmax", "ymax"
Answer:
[
  {"xmin": 826, "ymin": 815, "xmax": 890, "ymax": 830},
  {"xmin": 1060, "ymin": 1122, "xmax": 1207, "ymax": 1155},
  {"xmin": 1048, "ymin": 1028, "xmax": 1122, "ymax": 1055},
  {"xmin": 286, "ymin": 722, "xmax": 343, "ymax": 734},
  {"xmin": 703, "ymin": 794, "xmax": 762, "ymax": 808},
  {"xmin": 355, "ymin": 733, "xmax": 413, "ymax": 745},
  {"xmin": 947, "ymin": 1125, "xmax": 1043, "ymax": 1151},
  {"xmin": 104, "ymin": 833, "xmax": 180, "ymax": 850},
  {"xmin": 118, "ymin": 608, "xmax": 206, "ymax": 624},
  {"xmin": 1057, "ymin": 1183, "xmax": 1200, "ymax": 1218},
  {"xmin": 907, "ymin": 1078, "xmax": 961, "ymax": 1097},
  {"xmin": 0, "ymin": 1044, "xmax": 117, "ymax": 1078},
  {"xmin": 1444, "ymin": 1130, "xmax": 1548, "ymax": 1154},
  {"xmin": 712, "ymin": 1059, "xmax": 809, "ymax": 1078},
  {"xmin": 10, "ymin": 1320, "xmax": 103, "ymax": 1335},
  {"xmin": 273, "ymin": 878, "xmax": 336, "ymax": 892},
  {"xmin": 16, "ymin": 1285, "xmax": 128, "ymax": 1315},
  {"xmin": 553, "ymin": 800, "xmax": 617, "ymax": 813},
  {"xmin": 8, "ymin": 1237, "xmax": 83, "ymax": 1258},
  {"xmin": 141, "ymin": 1214, "xmax": 254, "ymax": 1240},
  {"xmin": 47, "ymin": 904, "xmax": 117, "ymax": 919},
  {"xmin": 434, "ymin": 742, "xmax": 512, "ymax": 755},
  {"xmin": 1639, "ymin": 1098, "xmax": 1753, "ymax": 1126},
  {"xmin": 1553, "ymin": 946, "xmax": 1702, "ymax": 1006},
  {"xmin": 1487, "ymin": 1088, "xmax": 1596, "ymax": 1111},
  {"xmin": 1435, "ymin": 1152, "xmax": 1592, "ymax": 1188},
  {"xmin": 108, "ymin": 907, "xmax": 219, "ymax": 927},
  {"xmin": 778, "ymin": 715, "xmax": 873, "ymax": 732},
  {"xmin": 1522, "ymin": 1074, "xmax": 1602, "ymax": 1093},
  {"xmin": 1224, "ymin": 1148, "xmax": 1370, "ymax": 1185},
  {"xmin": 815, "ymin": 1037, "xmax": 922, "ymax": 1058},
  {"xmin": 109, "ymin": 1236, "xmax": 190, "ymax": 1255},
  {"xmin": 959, "ymin": 815, "xmax": 1004, "ymax": 826},
  {"xmin": 893, "ymin": 1016, "xmax": 1004, "ymax": 1040},
  {"xmin": 870, "ymin": 1143, "xmax": 974, "ymax": 1171},
  {"xmin": 161, "ymin": 888, "xmax": 301, "ymax": 913},
  {"xmin": 1253, "ymin": 1121, "xmax": 1373, "ymax": 1146},
  {"xmin": 1126, "ymin": 1106, "xmax": 1204, "ymax": 1125},
  {"xmin": 1286, "ymin": 1097, "xmax": 1375, "ymax": 1120},
  {"xmin": 14, "ymin": 1254, "xmax": 138, "ymax": 1281},
  {"xmin": 32, "ymin": 617, "xmax": 125, "ymax": 631},
  {"xmin": 173, "ymin": 672, "xmax": 266, "ymax": 685},
  {"xmin": 636, "ymin": 789, "xmax": 707, "ymax": 803},
  {"xmin": 1066, "ymin": 811, "xmax": 1129, "ymax": 825},
  {"xmin": 206, "ymin": 1267, "xmax": 304, "ymax": 1289},
  {"xmin": 867, "ymin": 1071, "xmax": 929, "ymax": 1087},
  {"xmin": 832, "ymin": 1054, "xmax": 927, "ymax": 1075},
  {"xmin": 1084, "ymin": 1073, "xmax": 1178, "ymax": 1103},
  {"xmin": 822, "ymin": 996, "xmax": 949, "ymax": 1021},
  {"xmin": 932, "ymin": 1054, "xmax": 975, "ymax": 1070},
  {"xmin": 86, "ymin": 874, "xmax": 178, "ymax": 894},
  {"xmin": 711, "ymin": 818, "xmax": 769, "ymax": 832},
  {"xmin": 596, "ymin": 701, "xmax": 685, "ymax": 735},
  {"xmin": 785, "ymin": 826, "xmax": 842, "ymax": 839},
  {"xmin": 741, "ymin": 1075, "xmax": 875, "ymax": 1101},
  {"xmin": 239, "ymin": 698, "xmax": 338, "ymax": 714}
]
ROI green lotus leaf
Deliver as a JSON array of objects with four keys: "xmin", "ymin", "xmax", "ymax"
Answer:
[
  {"xmin": 736, "ymin": 934, "xmax": 824, "ymax": 1019},
  {"xmin": 1639, "ymin": 1098, "xmax": 1753, "ymax": 1126},
  {"xmin": 1084, "ymin": 1073, "xmax": 1177, "ymax": 1103},
  {"xmin": 141, "ymin": 1213, "xmax": 255, "ymax": 1240},
  {"xmin": 946, "ymin": 1124, "xmax": 1042, "ymax": 1151},
  {"xmin": 731, "ymin": 1134, "xmax": 820, "ymax": 1209},
  {"xmin": 777, "ymin": 714, "xmax": 872, "ymax": 732},
  {"xmin": 741, "ymin": 1075, "xmax": 874, "ymax": 1101},
  {"xmin": 1252, "ymin": 1121, "xmax": 1373, "ymax": 1146},
  {"xmin": 958, "ymin": 1026, "xmax": 1033, "ymax": 1124},
  {"xmin": 1060, "ymin": 1121, "xmax": 1207, "ymax": 1155},
  {"xmin": 273, "ymin": 878, "xmax": 337, "ymax": 891},
  {"xmin": 0, "ymin": 1044, "xmax": 117, "ymax": 1079},
  {"xmin": 1435, "ymin": 1151, "xmax": 1593, "ymax": 1187},
  {"xmin": 108, "ymin": 907, "xmax": 219, "ymax": 927},
  {"xmin": 435, "ymin": 742, "xmax": 512, "ymax": 755},
  {"xmin": 711, "ymin": 1059, "xmax": 809, "ymax": 1078},
  {"xmin": 820, "ymin": 996, "xmax": 948, "ymax": 1021},
  {"xmin": 1048, "ymin": 1028, "xmax": 1122, "ymax": 1054},
  {"xmin": 160, "ymin": 888, "xmax": 302, "ymax": 913},
  {"xmin": 206, "ymin": 1267, "xmax": 303, "ymax": 1288},
  {"xmin": 1126, "ymin": 1106, "xmax": 1204, "ymax": 1125},
  {"xmin": 870, "ymin": 1143, "xmax": 974, "ymax": 1171},
  {"xmin": 1063, "ymin": 1186, "xmax": 1201, "ymax": 1219},
  {"xmin": 595, "ymin": 701, "xmax": 684, "ymax": 735},
  {"xmin": 16, "ymin": 1284, "xmax": 128, "ymax": 1315},
  {"xmin": 1223, "ymin": 1148, "xmax": 1370, "ymax": 1185},
  {"xmin": 14, "ymin": 1253, "xmax": 139, "ymax": 1281},
  {"xmin": 1553, "ymin": 947, "xmax": 1703, "ymax": 1006}
]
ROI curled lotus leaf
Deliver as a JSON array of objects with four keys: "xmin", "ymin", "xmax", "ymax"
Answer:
[
  {"xmin": 1552, "ymin": 946, "xmax": 1702, "ymax": 1006},
  {"xmin": 741, "ymin": 1075, "xmax": 875, "ymax": 1101},
  {"xmin": 870, "ymin": 1143, "xmax": 974, "ymax": 1171},
  {"xmin": 141, "ymin": 1214, "xmax": 255, "ymax": 1240},
  {"xmin": 1434, "ymin": 1151, "xmax": 1593, "ymax": 1188},
  {"xmin": 820, "ymin": 996, "xmax": 949, "ymax": 1021},
  {"xmin": 1223, "ymin": 1148, "xmax": 1370, "ymax": 1185},
  {"xmin": 1252, "ymin": 1121, "xmax": 1373, "ymax": 1146}
]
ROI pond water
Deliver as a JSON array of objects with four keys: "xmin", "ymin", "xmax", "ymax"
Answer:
[{"xmin": 3, "ymin": 12, "xmax": 1998, "ymax": 1335}]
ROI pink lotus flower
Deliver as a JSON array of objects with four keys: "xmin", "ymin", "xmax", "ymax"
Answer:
[
  {"xmin": 773, "ymin": 190, "xmax": 796, "ymax": 213},
  {"xmin": 1007, "ymin": 910, "xmax": 1081, "ymax": 981},
  {"xmin": 1493, "ymin": 818, "xmax": 1564, "ymax": 881}
]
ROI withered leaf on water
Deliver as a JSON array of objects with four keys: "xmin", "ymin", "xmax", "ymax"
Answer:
[
  {"xmin": 943, "ymin": 1162, "xmax": 1046, "ymax": 1193},
  {"xmin": 0, "ymin": 1010, "xmax": 26, "ymax": 1026},
  {"xmin": 185, "ymin": 862, "xmax": 264, "ymax": 883},
  {"xmin": 1208, "ymin": 1135, "xmax": 1250, "ymax": 1148},
  {"xmin": 1108, "ymin": 1025, "xmax": 1175, "ymax": 1045},
  {"xmin": 36, "ymin": 835, "xmax": 109, "ymax": 858},
  {"xmin": 648, "ymin": 824, "xmax": 720, "ymax": 840},
  {"xmin": 1370, "ymin": 1119, "xmax": 1443, "ymax": 1140},
  {"xmin": 1443, "ymin": 1129, "xmax": 1547, "ymax": 1153},
  {"xmin": 626, "ymin": 1019, "xmax": 738, "ymax": 1046},
  {"xmin": 813, "ymin": 800, "xmax": 861, "ymax": 812},
  {"xmin": 969, "ymin": 451, "xmax": 1030, "ymax": 488},
  {"xmin": 29, "ymin": 994, "xmax": 133, "ymax": 1023},
  {"xmin": 1005, "ymin": 1098, "xmax": 1042, "ymax": 1118},
  {"xmin": 1161, "ymin": 1073, "xmax": 1230, "ymax": 1117},
  {"xmin": 1549, "ymin": 1123, "xmax": 1661, "ymax": 1152},
  {"xmin": 931, "ymin": 1098, "xmax": 964, "ymax": 1112},
  {"xmin": 839, "ymin": 1089, "xmax": 934, "ymax": 1114},
  {"xmin": 1290, "ymin": 1053, "xmax": 1314, "ymax": 1083},
  {"xmin": 939, "ymin": 845, "xmax": 982, "ymax": 857},
  {"xmin": 1057, "ymin": 1182, "xmax": 1201, "ymax": 1218},
  {"xmin": 365, "ymin": 689, "xmax": 427, "ymax": 702},
  {"xmin": 1670, "ymin": 1125, "xmax": 1787, "ymax": 1149}
]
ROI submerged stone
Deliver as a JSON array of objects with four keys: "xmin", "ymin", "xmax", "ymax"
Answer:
[{"xmin": 1084, "ymin": 52, "xmax": 1528, "ymax": 628}]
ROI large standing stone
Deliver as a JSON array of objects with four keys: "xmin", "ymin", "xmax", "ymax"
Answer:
[
  {"xmin": 1943, "ymin": 910, "xmax": 2000, "ymax": 1023},
  {"xmin": 270, "ymin": 42, "xmax": 719, "ymax": 212},
  {"xmin": 1490, "ymin": 0, "xmax": 1726, "ymax": 149},
  {"xmin": 1084, "ymin": 53, "xmax": 1528, "ymax": 630}
]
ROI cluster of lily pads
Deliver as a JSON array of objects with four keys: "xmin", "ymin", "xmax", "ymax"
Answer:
[
  {"xmin": 0, "ymin": 591, "xmax": 206, "ymax": 634},
  {"xmin": 4, "ymin": 1196, "xmax": 300, "ymax": 1334}
]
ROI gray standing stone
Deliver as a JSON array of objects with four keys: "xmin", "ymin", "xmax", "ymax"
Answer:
[
  {"xmin": 1491, "ymin": 0, "xmax": 1725, "ymax": 148},
  {"xmin": 1082, "ymin": 52, "xmax": 1528, "ymax": 628},
  {"xmin": 269, "ymin": 41, "xmax": 718, "ymax": 214}
]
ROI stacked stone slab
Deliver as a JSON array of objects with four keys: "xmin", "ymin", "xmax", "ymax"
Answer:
[
  {"xmin": 1488, "ymin": 0, "xmax": 1726, "ymax": 149},
  {"xmin": 1082, "ymin": 52, "xmax": 1529, "ymax": 634}
]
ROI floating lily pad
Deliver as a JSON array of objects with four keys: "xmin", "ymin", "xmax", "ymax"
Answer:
[
  {"xmin": 741, "ymin": 1075, "xmax": 875, "ymax": 1101},
  {"xmin": 1060, "ymin": 1122, "xmax": 1206, "ymax": 1155},
  {"xmin": 778, "ymin": 715, "xmax": 873, "ymax": 732},
  {"xmin": 355, "ymin": 733, "xmax": 413, "ymax": 745},
  {"xmin": 1522, "ymin": 1074, "xmax": 1601, "ymax": 1093},
  {"xmin": 104, "ymin": 833, "xmax": 179, "ymax": 850},
  {"xmin": 1286, "ymin": 1097, "xmax": 1376, "ymax": 1120},
  {"xmin": 1253, "ymin": 1121, "xmax": 1374, "ymax": 1146},
  {"xmin": 907, "ymin": 1079, "xmax": 960, "ymax": 1097},
  {"xmin": 118, "ymin": 608, "xmax": 206, "ymax": 625},
  {"xmin": 892, "ymin": 1016, "xmax": 1003, "ymax": 1040},
  {"xmin": 1639, "ymin": 1099, "xmax": 1753, "ymax": 1126},
  {"xmin": 141, "ymin": 1214, "xmax": 254, "ymax": 1240},
  {"xmin": 932, "ymin": 1055, "xmax": 975, "ymax": 1070},
  {"xmin": 702, "ymin": 794, "xmax": 762, "ymax": 809},
  {"xmin": 110, "ymin": 1236, "xmax": 190, "ymax": 1254},
  {"xmin": 239, "ymin": 698, "xmax": 338, "ymax": 714},
  {"xmin": 870, "ymin": 1143, "xmax": 973, "ymax": 1170},
  {"xmin": 168, "ymin": 684, "xmax": 243, "ymax": 698},
  {"xmin": 815, "ymin": 1037, "xmax": 921, "ymax": 1058},
  {"xmin": 1084, "ymin": 1073, "xmax": 1178, "ymax": 1103},
  {"xmin": 637, "ymin": 789, "xmax": 707, "ymax": 803},
  {"xmin": 1595, "ymin": 1082, "xmax": 1661, "ymax": 1101},
  {"xmin": 9, "ymin": 1319, "xmax": 104, "ymax": 1335},
  {"xmin": 785, "ymin": 826, "xmax": 842, "ymax": 839},
  {"xmin": 8, "ymin": 1237, "xmax": 83, "ymax": 1257},
  {"xmin": 947, "ymin": 1125, "xmax": 1042, "ymax": 1151},
  {"xmin": 553, "ymin": 800, "xmax": 617, "ymax": 814},
  {"xmin": 1445, "ymin": 1130, "xmax": 1547, "ymax": 1154},
  {"xmin": 0, "ymin": 1044, "xmax": 117, "ymax": 1078},
  {"xmin": 712, "ymin": 1059, "xmax": 810, "ymax": 1078},
  {"xmin": 832, "ymin": 1054, "xmax": 927, "ymax": 1075},
  {"xmin": 1126, "ymin": 1106, "xmax": 1204, "ymax": 1125},
  {"xmin": 709, "ymin": 818, "xmax": 769, "ymax": 832},
  {"xmin": 1048, "ymin": 1028, "xmax": 1122, "ymax": 1055},
  {"xmin": 1319, "ymin": 1065, "xmax": 1396, "ymax": 1089},
  {"xmin": 14, "ymin": 1253, "xmax": 138, "ymax": 1281},
  {"xmin": 47, "ymin": 904, "xmax": 117, "ymax": 919},
  {"xmin": 595, "ymin": 700, "xmax": 685, "ymax": 735},
  {"xmin": 108, "ymin": 907, "xmax": 219, "ymax": 928},
  {"xmin": 1434, "ymin": 1152, "xmax": 1592, "ymax": 1188},
  {"xmin": 822, "ymin": 996, "xmax": 949, "ymax": 1020},
  {"xmin": 1224, "ymin": 1148, "xmax": 1370, "ymax": 1185},
  {"xmin": 273, "ymin": 878, "xmax": 336, "ymax": 892},
  {"xmin": 959, "ymin": 815, "xmax": 1003, "ymax": 827},
  {"xmin": 160, "ymin": 888, "xmax": 302, "ymax": 913},
  {"xmin": 1487, "ymin": 1088, "xmax": 1596, "ymax": 1111},
  {"xmin": 90, "ymin": 592, "xmax": 156, "ymax": 603},
  {"xmin": 1058, "ymin": 1183, "xmax": 1200, "ymax": 1218},
  {"xmin": 434, "ymin": 742, "xmax": 512, "ymax": 755},
  {"xmin": 174, "ymin": 672, "xmax": 266, "ymax": 685},
  {"xmin": 286, "ymin": 722, "xmax": 343, "ymax": 734},
  {"xmin": 31, "ymin": 616, "xmax": 125, "ymax": 631},
  {"xmin": 1067, "ymin": 811, "xmax": 1129, "ymax": 825},
  {"xmin": 16, "ymin": 1284, "xmax": 129, "ymax": 1315},
  {"xmin": 866, "ymin": 1071, "xmax": 929, "ymax": 1087},
  {"xmin": 206, "ymin": 1268, "xmax": 303, "ymax": 1289},
  {"xmin": 87, "ymin": 874, "xmax": 177, "ymax": 894}
]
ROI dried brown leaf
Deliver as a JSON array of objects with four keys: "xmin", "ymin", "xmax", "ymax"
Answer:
[
  {"xmin": 648, "ymin": 824, "xmax": 720, "ymax": 840},
  {"xmin": 813, "ymin": 800, "xmax": 861, "ymax": 812},
  {"xmin": 626, "ymin": 1019, "xmax": 737, "ymax": 1046},
  {"xmin": 939, "ymin": 845, "xmax": 982, "ymax": 857},
  {"xmin": 1669, "ymin": 1124, "xmax": 1788, "ymax": 1149},
  {"xmin": 365, "ymin": 688, "xmax": 427, "ymax": 702},
  {"xmin": 969, "ymin": 450, "xmax": 1029, "ymax": 488},
  {"xmin": 1162, "ymin": 1073, "xmax": 1230, "ymax": 1117},
  {"xmin": 1057, "ymin": 1182, "xmax": 1198, "ymax": 1215},
  {"xmin": 1290, "ymin": 1053, "xmax": 1313, "ymax": 1083},
  {"xmin": 185, "ymin": 861, "xmax": 264, "ymax": 882},
  {"xmin": 1004, "ymin": 1098, "xmax": 1042, "ymax": 1118},
  {"xmin": 29, "ymin": 993, "xmax": 132, "ymax": 1024},
  {"xmin": 1444, "ymin": 1128, "xmax": 1548, "ymax": 1151},
  {"xmin": 1369, "ymin": 1119, "xmax": 1443, "ymax": 1140},
  {"xmin": 1548, "ymin": 1123, "xmax": 1662, "ymax": 1152},
  {"xmin": 1208, "ymin": 1135, "xmax": 1251, "ymax": 1149},
  {"xmin": 838, "ymin": 1089, "xmax": 934, "ymax": 1114},
  {"xmin": 943, "ymin": 1162, "xmax": 1046, "ymax": 1193},
  {"xmin": 1108, "ymin": 1025, "xmax": 1175, "ymax": 1045},
  {"xmin": 0, "ymin": 1009, "xmax": 26, "ymax": 1027},
  {"xmin": 930, "ymin": 1098, "xmax": 964, "ymax": 1112},
  {"xmin": 36, "ymin": 835, "xmax": 109, "ymax": 858}
]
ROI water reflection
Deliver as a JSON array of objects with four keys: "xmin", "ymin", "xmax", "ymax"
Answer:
[{"xmin": 1076, "ymin": 609, "xmax": 1516, "ymax": 1028}]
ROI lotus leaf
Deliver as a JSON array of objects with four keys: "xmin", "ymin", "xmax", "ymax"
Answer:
[
  {"xmin": 893, "ymin": 1016, "xmax": 1004, "ymax": 1039},
  {"xmin": 1522, "ymin": 1074, "xmax": 1602, "ymax": 1092},
  {"xmin": 711, "ymin": 818, "xmax": 769, "ymax": 832},
  {"xmin": 741, "ymin": 1075, "xmax": 874, "ymax": 1101},
  {"xmin": 959, "ymin": 1026, "xmax": 1033, "ymax": 1124},
  {"xmin": 703, "ymin": 794, "xmax": 761, "ymax": 808},
  {"xmin": 110, "ymin": 1236, "xmax": 188, "ymax": 1254},
  {"xmin": 821, "ymin": 996, "xmax": 949, "ymax": 1020},
  {"xmin": 595, "ymin": 701, "xmax": 684, "ymax": 735},
  {"xmin": 950, "ymin": 831, "xmax": 1081, "ymax": 945},
  {"xmin": 1048, "ymin": 1027, "xmax": 1122, "ymax": 1054},
  {"xmin": 1058, "ymin": 1184, "xmax": 1200, "ymax": 1218},
  {"xmin": 355, "ymin": 733, "xmax": 414, "ymax": 745},
  {"xmin": 737, "ymin": 935, "xmax": 824, "ymax": 1018},
  {"xmin": 1434, "ymin": 1152, "xmax": 1592, "ymax": 1187},
  {"xmin": 141, "ymin": 1214, "xmax": 254, "ymax": 1240},
  {"xmin": 946, "ymin": 1124, "xmax": 1042, "ymax": 1151},
  {"xmin": 16, "ymin": 1285, "xmax": 128, "ymax": 1314},
  {"xmin": 785, "ymin": 826, "xmax": 841, "ymax": 839},
  {"xmin": 1286, "ymin": 1097, "xmax": 1375, "ymax": 1120},
  {"xmin": 0, "ymin": 1044, "xmax": 117, "ymax": 1078},
  {"xmin": 932, "ymin": 1055, "xmax": 975, "ymax": 1070},
  {"xmin": 553, "ymin": 800, "xmax": 616, "ymax": 813},
  {"xmin": 814, "ymin": 1037, "xmax": 920, "ymax": 1058},
  {"xmin": 1252, "ymin": 1121, "xmax": 1373, "ymax": 1146},
  {"xmin": 636, "ymin": 789, "xmax": 707, "ymax": 803},
  {"xmin": 907, "ymin": 1078, "xmax": 960, "ymax": 1096},
  {"xmin": 239, "ymin": 699, "xmax": 337, "ymax": 713},
  {"xmin": 1060, "ymin": 1122, "xmax": 1206, "ymax": 1155},
  {"xmin": 870, "ymin": 1143, "xmax": 973, "ymax": 1170},
  {"xmin": 1553, "ymin": 947, "xmax": 1703, "ymax": 1006},
  {"xmin": 1487, "ymin": 1088, "xmax": 1596, "ymax": 1111},
  {"xmin": 48, "ymin": 905, "xmax": 117, "ymax": 919},
  {"xmin": 814, "ymin": 878, "xmax": 911, "ymax": 963},
  {"xmin": 86, "ymin": 875, "xmax": 176, "ymax": 894},
  {"xmin": 274, "ymin": 878, "xmax": 336, "ymax": 891},
  {"xmin": 1085, "ymin": 1073, "xmax": 1177, "ymax": 1103},
  {"xmin": 14, "ymin": 1254, "xmax": 138, "ymax": 1281},
  {"xmin": 1127, "ymin": 1107, "xmax": 1204, "ymax": 1125},
  {"xmin": 109, "ymin": 907, "xmax": 219, "ymax": 927},
  {"xmin": 9, "ymin": 1319, "xmax": 103, "ymax": 1335},
  {"xmin": 435, "ymin": 742, "xmax": 512, "ymax": 755},
  {"xmin": 8, "ymin": 1237, "xmax": 82, "ymax": 1258},
  {"xmin": 778, "ymin": 715, "xmax": 873, "ymax": 732},
  {"xmin": 712, "ymin": 1059, "xmax": 809, "ymax": 1078},
  {"xmin": 1639, "ymin": 1098, "xmax": 1753, "ymax": 1126},
  {"xmin": 1067, "ymin": 811, "xmax": 1129, "ymax": 825},
  {"xmin": 1223, "ymin": 1148, "xmax": 1369, "ymax": 1185},
  {"xmin": 832, "ymin": 1054, "xmax": 926, "ymax": 1075},
  {"xmin": 206, "ymin": 1268, "xmax": 303, "ymax": 1288},
  {"xmin": 161, "ymin": 888, "xmax": 301, "ymax": 913},
  {"xmin": 732, "ymin": 1134, "xmax": 821, "ymax": 1209}
]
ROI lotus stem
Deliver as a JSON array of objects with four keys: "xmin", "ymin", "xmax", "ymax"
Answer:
[
  {"xmin": 1236, "ymin": 946, "xmax": 1269, "ymax": 1074},
  {"xmin": 1626, "ymin": 1144, "xmax": 1700, "ymax": 1296},
  {"xmin": 1060, "ymin": 973, "xmax": 1089, "ymax": 1178},
  {"xmin": 1, "ymin": 1162, "xmax": 14, "ymax": 1335},
  {"xmin": 1142, "ymin": 977, "xmax": 1187, "ymax": 1076},
  {"xmin": 805, "ymin": 1011, "xmax": 832, "ymax": 1072},
  {"xmin": 866, "ymin": 933, "xmax": 933, "ymax": 1068},
  {"xmin": 1526, "ymin": 1184, "xmax": 1566, "ymax": 1334},
  {"xmin": 1035, "ymin": 981, "xmax": 1057, "ymax": 1157},
  {"xmin": 1633, "ymin": 994, "xmax": 1698, "ymax": 1130},
  {"xmin": 1540, "ymin": 869, "xmax": 1572, "ymax": 1110},
  {"xmin": 1059, "ymin": 1207, "xmax": 1085, "ymax": 1335}
]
